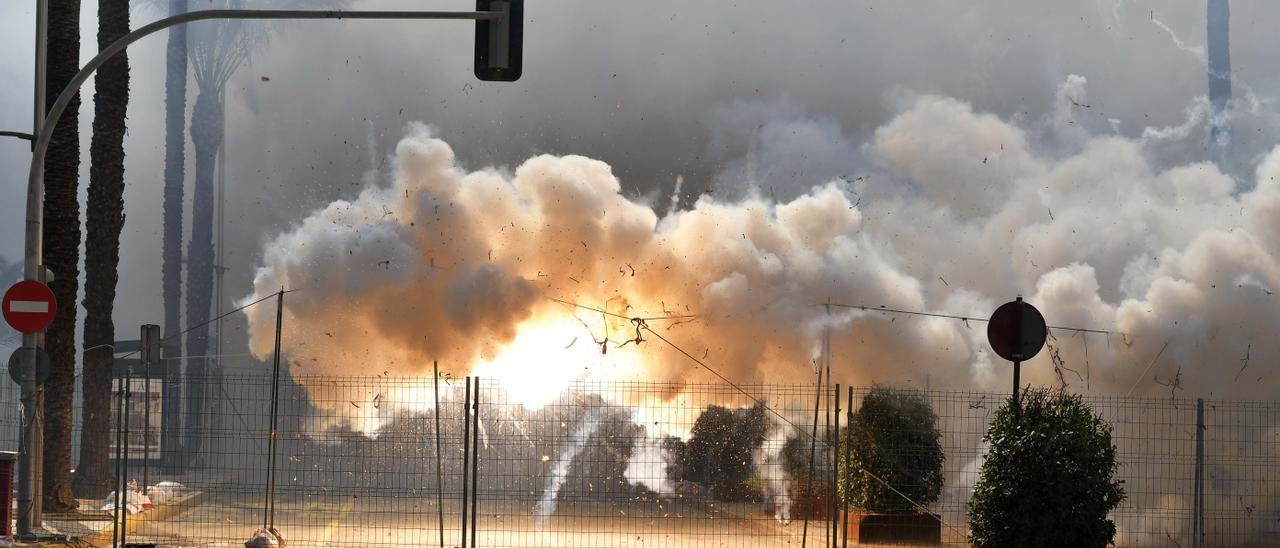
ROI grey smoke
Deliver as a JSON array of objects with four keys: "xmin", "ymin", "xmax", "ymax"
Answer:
[{"xmin": 1, "ymin": 1, "xmax": 1279, "ymax": 388}]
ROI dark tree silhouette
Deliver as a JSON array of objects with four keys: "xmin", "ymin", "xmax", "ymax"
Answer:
[
  {"xmin": 161, "ymin": 0, "xmax": 189, "ymax": 468},
  {"xmin": 184, "ymin": 1, "xmax": 264, "ymax": 461},
  {"xmin": 840, "ymin": 386, "xmax": 943, "ymax": 514},
  {"xmin": 41, "ymin": 0, "xmax": 83, "ymax": 513},
  {"xmin": 676, "ymin": 402, "xmax": 768, "ymax": 500},
  {"xmin": 180, "ymin": 0, "xmax": 342, "ymax": 460},
  {"xmin": 76, "ymin": 0, "xmax": 131, "ymax": 500}
]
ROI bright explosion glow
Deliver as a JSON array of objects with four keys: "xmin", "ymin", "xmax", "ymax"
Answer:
[{"xmin": 471, "ymin": 313, "xmax": 650, "ymax": 410}]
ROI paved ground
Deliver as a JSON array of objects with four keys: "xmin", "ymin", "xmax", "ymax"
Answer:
[
  {"xmin": 26, "ymin": 488, "xmax": 970, "ymax": 546},
  {"xmin": 117, "ymin": 492, "xmax": 851, "ymax": 547}
]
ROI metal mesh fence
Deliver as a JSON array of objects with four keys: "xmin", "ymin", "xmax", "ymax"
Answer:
[
  {"xmin": 2, "ymin": 334, "xmax": 1279, "ymax": 547},
  {"xmin": 40, "ymin": 371, "xmax": 1270, "ymax": 547}
]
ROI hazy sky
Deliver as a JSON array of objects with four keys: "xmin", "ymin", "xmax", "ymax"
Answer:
[{"xmin": 2, "ymin": 0, "xmax": 1278, "ymax": 348}]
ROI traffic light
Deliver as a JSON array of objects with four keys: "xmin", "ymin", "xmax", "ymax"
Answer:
[{"xmin": 475, "ymin": 0, "xmax": 523, "ymax": 82}]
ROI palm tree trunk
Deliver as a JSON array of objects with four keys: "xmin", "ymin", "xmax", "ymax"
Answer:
[
  {"xmin": 41, "ymin": 0, "xmax": 82, "ymax": 513},
  {"xmin": 184, "ymin": 87, "xmax": 222, "ymax": 461},
  {"xmin": 161, "ymin": 0, "xmax": 189, "ymax": 472},
  {"xmin": 76, "ymin": 0, "xmax": 130, "ymax": 500}
]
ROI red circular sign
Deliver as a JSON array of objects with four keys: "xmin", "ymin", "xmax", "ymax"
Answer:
[{"xmin": 3, "ymin": 280, "xmax": 58, "ymax": 334}]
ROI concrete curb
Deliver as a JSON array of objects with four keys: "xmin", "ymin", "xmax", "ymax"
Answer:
[{"xmin": 82, "ymin": 490, "xmax": 206, "ymax": 547}]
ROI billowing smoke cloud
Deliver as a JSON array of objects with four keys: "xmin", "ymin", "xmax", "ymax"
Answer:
[{"xmin": 245, "ymin": 84, "xmax": 1280, "ymax": 407}]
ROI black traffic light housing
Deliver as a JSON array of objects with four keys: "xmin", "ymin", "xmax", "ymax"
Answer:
[{"xmin": 475, "ymin": 0, "xmax": 523, "ymax": 81}]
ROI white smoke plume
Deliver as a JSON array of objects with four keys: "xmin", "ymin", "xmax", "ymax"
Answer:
[
  {"xmin": 534, "ymin": 407, "xmax": 606, "ymax": 528},
  {"xmin": 752, "ymin": 417, "xmax": 794, "ymax": 525},
  {"xmin": 244, "ymin": 87, "xmax": 1280, "ymax": 409}
]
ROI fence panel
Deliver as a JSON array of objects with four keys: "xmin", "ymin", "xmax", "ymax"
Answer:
[{"xmin": 78, "ymin": 374, "xmax": 1280, "ymax": 547}]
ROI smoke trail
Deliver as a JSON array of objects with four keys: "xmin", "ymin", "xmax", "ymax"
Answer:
[
  {"xmin": 623, "ymin": 435, "xmax": 679, "ymax": 498},
  {"xmin": 666, "ymin": 174, "xmax": 684, "ymax": 219},
  {"xmin": 752, "ymin": 418, "xmax": 794, "ymax": 524},
  {"xmin": 534, "ymin": 408, "xmax": 607, "ymax": 528},
  {"xmin": 1206, "ymin": 0, "xmax": 1233, "ymax": 156}
]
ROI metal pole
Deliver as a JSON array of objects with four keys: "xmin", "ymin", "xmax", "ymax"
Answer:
[
  {"xmin": 33, "ymin": 0, "xmax": 47, "ymax": 152},
  {"xmin": 212, "ymin": 87, "xmax": 227, "ymax": 465},
  {"xmin": 32, "ymin": 385, "xmax": 43, "ymax": 525},
  {"xmin": 1012, "ymin": 296, "xmax": 1023, "ymax": 408},
  {"xmin": 1012, "ymin": 361, "xmax": 1021, "ymax": 407},
  {"xmin": 801, "ymin": 368, "xmax": 822, "ymax": 547},
  {"xmin": 470, "ymin": 376, "xmax": 480, "ymax": 548},
  {"xmin": 18, "ymin": 3, "xmax": 49, "ymax": 535},
  {"xmin": 17, "ymin": 7, "xmax": 505, "ymax": 537},
  {"xmin": 111, "ymin": 376, "xmax": 123, "ymax": 548},
  {"xmin": 824, "ymin": 302, "xmax": 834, "ymax": 545},
  {"xmin": 433, "ymin": 361, "xmax": 445, "ymax": 548},
  {"xmin": 842, "ymin": 386, "xmax": 852, "ymax": 548},
  {"xmin": 465, "ymin": 376, "xmax": 476, "ymax": 548},
  {"xmin": 140, "ymin": 324, "xmax": 160, "ymax": 492},
  {"xmin": 1194, "ymin": 398, "xmax": 1205, "ymax": 548},
  {"xmin": 16, "ymin": 4, "xmax": 48, "ymax": 536},
  {"xmin": 832, "ymin": 383, "xmax": 840, "ymax": 547},
  {"xmin": 264, "ymin": 291, "xmax": 284, "ymax": 529},
  {"xmin": 121, "ymin": 367, "xmax": 132, "ymax": 546}
]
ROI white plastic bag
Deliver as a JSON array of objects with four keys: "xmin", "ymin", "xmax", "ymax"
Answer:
[
  {"xmin": 99, "ymin": 480, "xmax": 154, "ymax": 515},
  {"xmin": 244, "ymin": 527, "xmax": 287, "ymax": 548},
  {"xmin": 147, "ymin": 480, "xmax": 186, "ymax": 505}
]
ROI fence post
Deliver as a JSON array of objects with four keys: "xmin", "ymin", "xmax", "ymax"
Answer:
[
  {"xmin": 842, "ymin": 386, "xmax": 852, "ymax": 548},
  {"xmin": 112, "ymin": 375, "xmax": 123, "ymax": 548},
  {"xmin": 433, "ymin": 361, "xmax": 445, "ymax": 548},
  {"xmin": 471, "ymin": 376, "xmax": 481, "ymax": 548},
  {"xmin": 141, "ymin": 324, "xmax": 160, "ymax": 491},
  {"xmin": 121, "ymin": 367, "xmax": 132, "ymax": 546},
  {"xmin": 832, "ymin": 383, "xmax": 840, "ymax": 547},
  {"xmin": 801, "ymin": 368, "xmax": 823, "ymax": 547},
  {"xmin": 461, "ymin": 377, "xmax": 471, "ymax": 548},
  {"xmin": 1194, "ymin": 398, "xmax": 1204, "ymax": 548},
  {"xmin": 263, "ymin": 290, "xmax": 285, "ymax": 531}
]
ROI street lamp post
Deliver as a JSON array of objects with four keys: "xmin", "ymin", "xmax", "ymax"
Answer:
[{"xmin": 13, "ymin": 6, "xmax": 520, "ymax": 538}]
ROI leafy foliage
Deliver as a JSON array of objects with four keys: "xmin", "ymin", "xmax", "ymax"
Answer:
[
  {"xmin": 673, "ymin": 402, "xmax": 769, "ymax": 500},
  {"xmin": 839, "ymin": 386, "xmax": 944, "ymax": 514},
  {"xmin": 968, "ymin": 388, "xmax": 1125, "ymax": 548}
]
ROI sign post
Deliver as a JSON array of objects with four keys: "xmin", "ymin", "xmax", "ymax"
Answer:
[
  {"xmin": 986, "ymin": 297, "xmax": 1047, "ymax": 406},
  {"xmin": 4, "ymin": 279, "xmax": 56, "ymax": 538}
]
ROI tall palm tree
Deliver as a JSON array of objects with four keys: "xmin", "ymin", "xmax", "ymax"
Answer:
[
  {"xmin": 76, "ymin": 0, "xmax": 131, "ymax": 500},
  {"xmin": 42, "ymin": 0, "xmax": 83, "ymax": 513},
  {"xmin": 171, "ymin": 0, "xmax": 346, "ymax": 462},
  {"xmin": 161, "ymin": 0, "xmax": 189, "ymax": 471},
  {"xmin": 184, "ymin": 1, "xmax": 264, "ymax": 461}
]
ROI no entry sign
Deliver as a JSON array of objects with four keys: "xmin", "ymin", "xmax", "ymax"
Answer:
[{"xmin": 3, "ymin": 280, "xmax": 57, "ymax": 334}]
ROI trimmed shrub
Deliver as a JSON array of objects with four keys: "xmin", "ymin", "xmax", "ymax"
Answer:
[
  {"xmin": 840, "ymin": 385, "xmax": 943, "ymax": 514},
  {"xmin": 968, "ymin": 388, "xmax": 1125, "ymax": 548}
]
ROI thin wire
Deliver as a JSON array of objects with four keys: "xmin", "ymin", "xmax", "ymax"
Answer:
[
  {"xmin": 160, "ymin": 352, "xmax": 253, "ymax": 361},
  {"xmin": 168, "ymin": 289, "xmax": 299, "ymax": 344},
  {"xmin": 826, "ymin": 301, "xmax": 1122, "ymax": 336},
  {"xmin": 547, "ymin": 296, "xmax": 698, "ymax": 322},
  {"xmin": 1126, "ymin": 340, "xmax": 1170, "ymax": 397},
  {"xmin": 110, "ymin": 289, "xmax": 298, "ymax": 363}
]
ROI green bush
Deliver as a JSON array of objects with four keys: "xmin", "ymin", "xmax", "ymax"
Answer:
[
  {"xmin": 675, "ymin": 402, "xmax": 768, "ymax": 500},
  {"xmin": 968, "ymin": 388, "xmax": 1125, "ymax": 548},
  {"xmin": 840, "ymin": 386, "xmax": 943, "ymax": 514}
]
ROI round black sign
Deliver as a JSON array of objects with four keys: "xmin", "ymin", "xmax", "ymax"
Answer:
[
  {"xmin": 987, "ymin": 299, "xmax": 1047, "ymax": 362},
  {"xmin": 7, "ymin": 346, "xmax": 52, "ymax": 385}
]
